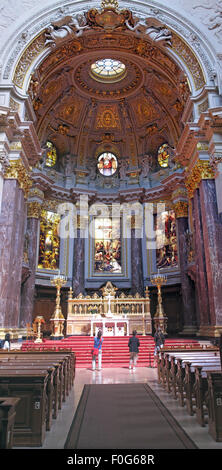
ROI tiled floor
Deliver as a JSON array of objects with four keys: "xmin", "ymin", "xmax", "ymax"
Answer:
[{"xmin": 40, "ymin": 366, "xmax": 222, "ymax": 450}]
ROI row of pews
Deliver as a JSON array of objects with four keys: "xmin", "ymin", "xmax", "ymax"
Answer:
[
  {"xmin": 157, "ymin": 344, "xmax": 222, "ymax": 442},
  {"xmin": 0, "ymin": 349, "xmax": 76, "ymax": 448}
]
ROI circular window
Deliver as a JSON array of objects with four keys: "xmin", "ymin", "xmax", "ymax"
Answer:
[
  {"xmin": 97, "ymin": 152, "xmax": 118, "ymax": 176},
  {"xmin": 91, "ymin": 59, "xmax": 126, "ymax": 82}
]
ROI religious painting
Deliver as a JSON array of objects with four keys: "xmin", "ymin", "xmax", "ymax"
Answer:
[
  {"xmin": 94, "ymin": 217, "xmax": 122, "ymax": 274},
  {"xmin": 155, "ymin": 210, "xmax": 178, "ymax": 269},
  {"xmin": 38, "ymin": 210, "xmax": 60, "ymax": 270},
  {"xmin": 97, "ymin": 152, "xmax": 118, "ymax": 176}
]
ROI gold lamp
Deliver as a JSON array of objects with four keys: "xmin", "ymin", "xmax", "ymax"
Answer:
[
  {"xmin": 50, "ymin": 273, "xmax": 67, "ymax": 339},
  {"xmin": 150, "ymin": 270, "xmax": 167, "ymax": 334}
]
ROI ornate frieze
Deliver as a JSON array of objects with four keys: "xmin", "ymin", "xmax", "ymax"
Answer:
[
  {"xmin": 185, "ymin": 160, "xmax": 215, "ymax": 198},
  {"xmin": 13, "ymin": 33, "xmax": 45, "ymax": 88},
  {"xmin": 171, "ymin": 33, "xmax": 205, "ymax": 91},
  {"xmin": 4, "ymin": 159, "xmax": 32, "ymax": 198}
]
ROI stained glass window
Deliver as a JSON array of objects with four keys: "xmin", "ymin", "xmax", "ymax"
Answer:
[
  {"xmin": 45, "ymin": 141, "xmax": 57, "ymax": 167},
  {"xmin": 91, "ymin": 59, "xmax": 126, "ymax": 82},
  {"xmin": 94, "ymin": 217, "xmax": 122, "ymax": 274},
  {"xmin": 155, "ymin": 210, "xmax": 178, "ymax": 269},
  {"xmin": 97, "ymin": 152, "xmax": 118, "ymax": 176},
  {"xmin": 38, "ymin": 210, "xmax": 60, "ymax": 270},
  {"xmin": 158, "ymin": 143, "xmax": 169, "ymax": 168}
]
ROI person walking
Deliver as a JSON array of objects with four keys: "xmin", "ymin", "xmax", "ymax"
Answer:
[
  {"xmin": 92, "ymin": 330, "xmax": 103, "ymax": 371},
  {"xmin": 128, "ymin": 330, "xmax": 140, "ymax": 371},
  {"xmin": 154, "ymin": 327, "xmax": 165, "ymax": 366}
]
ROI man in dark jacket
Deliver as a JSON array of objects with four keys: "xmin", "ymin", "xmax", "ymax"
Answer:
[
  {"xmin": 128, "ymin": 330, "xmax": 140, "ymax": 371},
  {"xmin": 154, "ymin": 327, "xmax": 165, "ymax": 366}
]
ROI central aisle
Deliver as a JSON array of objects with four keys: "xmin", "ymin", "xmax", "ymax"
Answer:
[{"xmin": 36, "ymin": 367, "xmax": 222, "ymax": 450}]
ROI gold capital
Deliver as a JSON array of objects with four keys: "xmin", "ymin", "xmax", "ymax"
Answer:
[
  {"xmin": 173, "ymin": 201, "xmax": 188, "ymax": 218},
  {"xmin": 27, "ymin": 201, "xmax": 42, "ymax": 219},
  {"xmin": 185, "ymin": 160, "xmax": 215, "ymax": 198},
  {"xmin": 4, "ymin": 159, "xmax": 32, "ymax": 198}
]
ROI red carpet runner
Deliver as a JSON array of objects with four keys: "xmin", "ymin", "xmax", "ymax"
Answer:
[{"xmin": 22, "ymin": 336, "xmax": 200, "ymax": 368}]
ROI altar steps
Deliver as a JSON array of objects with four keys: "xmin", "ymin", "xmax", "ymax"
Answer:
[{"xmin": 22, "ymin": 336, "xmax": 200, "ymax": 368}]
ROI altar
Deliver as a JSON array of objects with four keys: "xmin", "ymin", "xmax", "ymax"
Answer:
[{"xmin": 66, "ymin": 282, "xmax": 152, "ymax": 336}]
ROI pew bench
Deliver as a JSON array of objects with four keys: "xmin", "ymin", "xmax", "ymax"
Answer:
[
  {"xmin": 0, "ymin": 370, "xmax": 49, "ymax": 446},
  {"xmin": 0, "ymin": 397, "xmax": 20, "ymax": 448}
]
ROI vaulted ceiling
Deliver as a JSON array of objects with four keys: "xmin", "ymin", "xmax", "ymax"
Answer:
[{"xmin": 29, "ymin": 8, "xmax": 190, "ymax": 170}]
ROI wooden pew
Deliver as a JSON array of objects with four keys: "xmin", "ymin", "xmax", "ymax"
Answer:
[
  {"xmin": 184, "ymin": 361, "xmax": 221, "ymax": 416},
  {"xmin": 0, "ymin": 350, "xmax": 76, "ymax": 403},
  {"xmin": 0, "ymin": 370, "xmax": 48, "ymax": 446},
  {"xmin": 0, "ymin": 397, "xmax": 20, "ymax": 448},
  {"xmin": 0, "ymin": 365, "xmax": 55, "ymax": 431},
  {"xmin": 207, "ymin": 371, "xmax": 222, "ymax": 442}
]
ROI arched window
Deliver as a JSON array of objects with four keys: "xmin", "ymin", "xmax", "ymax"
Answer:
[
  {"xmin": 157, "ymin": 143, "xmax": 169, "ymax": 168},
  {"xmin": 97, "ymin": 152, "xmax": 118, "ymax": 176},
  {"xmin": 45, "ymin": 141, "xmax": 57, "ymax": 167}
]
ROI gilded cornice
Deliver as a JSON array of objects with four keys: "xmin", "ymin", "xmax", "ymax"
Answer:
[
  {"xmin": 4, "ymin": 159, "xmax": 32, "ymax": 198},
  {"xmin": 185, "ymin": 160, "xmax": 215, "ymax": 198}
]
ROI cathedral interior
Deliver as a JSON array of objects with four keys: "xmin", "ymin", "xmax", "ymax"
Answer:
[
  {"xmin": 0, "ymin": 0, "xmax": 222, "ymax": 342},
  {"xmin": 1, "ymin": 0, "xmax": 222, "ymax": 454}
]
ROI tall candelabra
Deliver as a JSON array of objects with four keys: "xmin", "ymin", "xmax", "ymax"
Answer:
[
  {"xmin": 50, "ymin": 273, "xmax": 67, "ymax": 339},
  {"xmin": 150, "ymin": 271, "xmax": 167, "ymax": 334}
]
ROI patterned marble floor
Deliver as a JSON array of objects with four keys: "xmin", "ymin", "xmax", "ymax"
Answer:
[{"xmin": 40, "ymin": 367, "xmax": 222, "ymax": 450}]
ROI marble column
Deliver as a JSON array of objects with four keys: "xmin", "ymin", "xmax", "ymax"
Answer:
[
  {"xmin": 131, "ymin": 224, "xmax": 144, "ymax": 296},
  {"xmin": 192, "ymin": 189, "xmax": 211, "ymax": 329},
  {"xmin": 199, "ymin": 179, "xmax": 222, "ymax": 328},
  {"xmin": 72, "ymin": 228, "xmax": 85, "ymax": 297},
  {"xmin": 174, "ymin": 202, "xmax": 197, "ymax": 334},
  {"xmin": 20, "ymin": 194, "xmax": 44, "ymax": 328},
  {"xmin": 0, "ymin": 179, "xmax": 26, "ymax": 328}
]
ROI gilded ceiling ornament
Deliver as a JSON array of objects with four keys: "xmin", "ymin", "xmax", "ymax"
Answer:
[
  {"xmin": 185, "ymin": 160, "xmax": 215, "ymax": 198},
  {"xmin": 27, "ymin": 201, "xmax": 42, "ymax": 218},
  {"xmin": 101, "ymin": 0, "xmax": 119, "ymax": 10},
  {"xmin": 96, "ymin": 105, "xmax": 121, "ymax": 129},
  {"xmin": 173, "ymin": 201, "xmax": 188, "ymax": 218},
  {"xmin": 13, "ymin": 33, "xmax": 45, "ymax": 88},
  {"xmin": 4, "ymin": 159, "xmax": 32, "ymax": 198},
  {"xmin": 171, "ymin": 33, "xmax": 205, "ymax": 91},
  {"xmin": 134, "ymin": 97, "xmax": 158, "ymax": 126}
]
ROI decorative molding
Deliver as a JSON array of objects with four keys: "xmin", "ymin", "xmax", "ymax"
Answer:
[
  {"xmin": 4, "ymin": 159, "xmax": 32, "ymax": 197},
  {"xmin": 13, "ymin": 33, "xmax": 45, "ymax": 88},
  {"xmin": 185, "ymin": 160, "xmax": 215, "ymax": 198}
]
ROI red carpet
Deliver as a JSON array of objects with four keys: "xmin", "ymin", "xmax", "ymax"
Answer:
[{"xmin": 21, "ymin": 336, "xmax": 200, "ymax": 368}]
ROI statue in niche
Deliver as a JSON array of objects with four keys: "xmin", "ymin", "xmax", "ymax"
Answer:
[
  {"xmin": 45, "ymin": 14, "xmax": 88, "ymax": 47},
  {"xmin": 140, "ymin": 154, "xmax": 153, "ymax": 178},
  {"xmin": 119, "ymin": 159, "xmax": 129, "ymax": 180},
  {"xmin": 60, "ymin": 154, "xmax": 75, "ymax": 176},
  {"xmin": 125, "ymin": 16, "xmax": 172, "ymax": 47},
  {"xmin": 88, "ymin": 160, "xmax": 97, "ymax": 180}
]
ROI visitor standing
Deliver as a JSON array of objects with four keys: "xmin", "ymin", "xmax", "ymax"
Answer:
[
  {"xmin": 92, "ymin": 330, "xmax": 103, "ymax": 371},
  {"xmin": 3, "ymin": 333, "xmax": 11, "ymax": 350},
  {"xmin": 128, "ymin": 330, "xmax": 140, "ymax": 371}
]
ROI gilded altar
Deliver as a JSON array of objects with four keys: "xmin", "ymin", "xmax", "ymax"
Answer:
[{"xmin": 66, "ymin": 281, "xmax": 152, "ymax": 336}]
